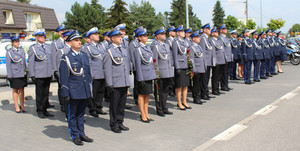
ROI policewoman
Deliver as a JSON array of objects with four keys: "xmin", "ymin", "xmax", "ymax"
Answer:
[
  {"xmin": 103, "ymin": 27, "xmax": 131, "ymax": 133},
  {"xmin": 172, "ymin": 25, "xmax": 191, "ymax": 110},
  {"xmin": 276, "ymin": 31, "xmax": 287, "ymax": 73},
  {"xmin": 151, "ymin": 27, "xmax": 174, "ymax": 117},
  {"xmin": 6, "ymin": 36, "xmax": 27, "ymax": 113},
  {"xmin": 241, "ymin": 28, "xmax": 255, "ymax": 84},
  {"xmin": 134, "ymin": 28, "xmax": 157, "ymax": 122},
  {"xmin": 188, "ymin": 31, "xmax": 206, "ymax": 105},
  {"xmin": 28, "ymin": 29, "xmax": 54, "ymax": 118},
  {"xmin": 59, "ymin": 30, "xmax": 93, "ymax": 145},
  {"xmin": 266, "ymin": 29, "xmax": 275, "ymax": 76},
  {"xmin": 82, "ymin": 27, "xmax": 107, "ymax": 117}
]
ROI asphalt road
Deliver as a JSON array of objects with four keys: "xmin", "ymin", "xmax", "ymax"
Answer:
[{"xmin": 0, "ymin": 62, "xmax": 299, "ymax": 151}]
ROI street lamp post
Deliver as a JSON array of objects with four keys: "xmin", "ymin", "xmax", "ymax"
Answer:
[{"xmin": 186, "ymin": 0, "xmax": 189, "ymax": 28}]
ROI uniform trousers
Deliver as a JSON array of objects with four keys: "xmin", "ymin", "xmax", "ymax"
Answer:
[
  {"xmin": 229, "ymin": 61, "xmax": 238, "ymax": 79},
  {"xmin": 109, "ymin": 87, "xmax": 127, "ymax": 129},
  {"xmin": 244, "ymin": 60, "xmax": 253, "ymax": 83},
  {"xmin": 68, "ymin": 99, "xmax": 87, "ymax": 139},
  {"xmin": 253, "ymin": 60, "xmax": 261, "ymax": 80},
  {"xmin": 192, "ymin": 72, "xmax": 206, "ymax": 101},
  {"xmin": 212, "ymin": 65, "xmax": 224, "ymax": 92},
  {"xmin": 89, "ymin": 79, "xmax": 105, "ymax": 112},
  {"xmin": 204, "ymin": 66, "xmax": 211, "ymax": 96},
  {"xmin": 221, "ymin": 62, "xmax": 230, "ymax": 89},
  {"xmin": 154, "ymin": 78, "xmax": 171, "ymax": 114},
  {"xmin": 35, "ymin": 77, "xmax": 51, "ymax": 114}
]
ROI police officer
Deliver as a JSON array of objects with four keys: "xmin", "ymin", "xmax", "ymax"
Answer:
[
  {"xmin": 28, "ymin": 29, "xmax": 54, "ymax": 118},
  {"xmin": 59, "ymin": 30, "xmax": 93, "ymax": 145},
  {"xmin": 251, "ymin": 30, "xmax": 263, "ymax": 82},
  {"xmin": 151, "ymin": 27, "xmax": 174, "ymax": 116},
  {"xmin": 241, "ymin": 28, "xmax": 255, "ymax": 84},
  {"xmin": 199, "ymin": 29, "xmax": 204, "ymax": 36},
  {"xmin": 210, "ymin": 27, "xmax": 226, "ymax": 95},
  {"xmin": 82, "ymin": 32, "xmax": 91, "ymax": 48},
  {"xmin": 276, "ymin": 31, "xmax": 287, "ymax": 72},
  {"xmin": 82, "ymin": 27, "xmax": 107, "ymax": 117},
  {"xmin": 103, "ymin": 28, "xmax": 131, "ymax": 133},
  {"xmin": 229, "ymin": 30, "xmax": 240, "ymax": 80},
  {"xmin": 6, "ymin": 36, "xmax": 27, "ymax": 113},
  {"xmin": 189, "ymin": 31, "xmax": 207, "ymax": 105},
  {"xmin": 259, "ymin": 31, "xmax": 271, "ymax": 79},
  {"xmin": 199, "ymin": 23, "xmax": 215, "ymax": 100},
  {"xmin": 165, "ymin": 26, "xmax": 176, "ymax": 97},
  {"xmin": 219, "ymin": 24, "xmax": 233, "ymax": 91},
  {"xmin": 185, "ymin": 28, "xmax": 193, "ymax": 47},
  {"xmin": 129, "ymin": 26, "xmax": 144, "ymax": 105},
  {"xmin": 272, "ymin": 30, "xmax": 281, "ymax": 74},
  {"xmin": 100, "ymin": 30, "xmax": 111, "ymax": 49},
  {"xmin": 266, "ymin": 29, "xmax": 275, "ymax": 76},
  {"xmin": 237, "ymin": 33, "xmax": 245, "ymax": 78}
]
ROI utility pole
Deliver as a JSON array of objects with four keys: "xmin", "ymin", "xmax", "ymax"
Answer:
[
  {"xmin": 260, "ymin": 0, "xmax": 262, "ymax": 30},
  {"xmin": 245, "ymin": 0, "xmax": 248, "ymax": 22},
  {"xmin": 186, "ymin": 0, "xmax": 189, "ymax": 28}
]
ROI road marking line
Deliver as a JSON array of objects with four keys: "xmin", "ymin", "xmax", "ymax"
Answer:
[{"xmin": 192, "ymin": 85, "xmax": 300, "ymax": 151}]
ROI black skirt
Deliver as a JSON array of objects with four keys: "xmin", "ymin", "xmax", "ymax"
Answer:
[
  {"xmin": 175, "ymin": 69, "xmax": 190, "ymax": 88},
  {"xmin": 137, "ymin": 80, "xmax": 153, "ymax": 95},
  {"xmin": 9, "ymin": 77, "xmax": 27, "ymax": 89}
]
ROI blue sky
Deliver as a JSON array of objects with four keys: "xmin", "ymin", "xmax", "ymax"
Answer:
[{"xmin": 27, "ymin": 0, "xmax": 299, "ymax": 33}]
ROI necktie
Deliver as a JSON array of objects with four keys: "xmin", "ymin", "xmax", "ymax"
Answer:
[{"xmin": 41, "ymin": 44, "xmax": 45, "ymax": 51}]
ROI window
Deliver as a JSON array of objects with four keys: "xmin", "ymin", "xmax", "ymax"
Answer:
[
  {"xmin": 2, "ymin": 10, "xmax": 14, "ymax": 24},
  {"xmin": 24, "ymin": 13, "xmax": 32, "ymax": 31}
]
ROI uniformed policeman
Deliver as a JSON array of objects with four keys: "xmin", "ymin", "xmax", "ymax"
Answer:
[
  {"xmin": 251, "ymin": 30, "xmax": 263, "ymax": 82},
  {"xmin": 151, "ymin": 27, "xmax": 174, "ymax": 116},
  {"xmin": 129, "ymin": 26, "xmax": 144, "ymax": 105},
  {"xmin": 210, "ymin": 27, "xmax": 226, "ymax": 95},
  {"xmin": 266, "ymin": 29, "xmax": 275, "ymax": 77},
  {"xmin": 188, "ymin": 31, "xmax": 207, "ymax": 105},
  {"xmin": 82, "ymin": 27, "xmax": 107, "ymax": 117},
  {"xmin": 229, "ymin": 30, "xmax": 240, "ymax": 80},
  {"xmin": 219, "ymin": 24, "xmax": 233, "ymax": 91},
  {"xmin": 103, "ymin": 27, "xmax": 131, "ymax": 133},
  {"xmin": 199, "ymin": 23, "xmax": 215, "ymax": 100},
  {"xmin": 165, "ymin": 26, "xmax": 176, "ymax": 97},
  {"xmin": 241, "ymin": 28, "xmax": 255, "ymax": 84},
  {"xmin": 28, "ymin": 29, "xmax": 54, "ymax": 118},
  {"xmin": 6, "ymin": 36, "xmax": 27, "ymax": 113},
  {"xmin": 259, "ymin": 31, "xmax": 271, "ymax": 79},
  {"xmin": 100, "ymin": 30, "xmax": 111, "ymax": 49},
  {"xmin": 59, "ymin": 30, "xmax": 93, "ymax": 145},
  {"xmin": 51, "ymin": 24, "xmax": 66, "ymax": 78},
  {"xmin": 184, "ymin": 28, "xmax": 193, "ymax": 47},
  {"xmin": 199, "ymin": 29, "xmax": 204, "ymax": 36},
  {"xmin": 276, "ymin": 31, "xmax": 287, "ymax": 72},
  {"xmin": 272, "ymin": 30, "xmax": 281, "ymax": 74},
  {"xmin": 82, "ymin": 32, "xmax": 91, "ymax": 48}
]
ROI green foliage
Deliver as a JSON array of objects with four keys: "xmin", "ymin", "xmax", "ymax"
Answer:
[
  {"xmin": 246, "ymin": 19, "xmax": 256, "ymax": 30},
  {"xmin": 267, "ymin": 18, "xmax": 285, "ymax": 30},
  {"xmin": 212, "ymin": 0, "xmax": 225, "ymax": 29},
  {"xmin": 17, "ymin": 0, "xmax": 31, "ymax": 3},
  {"xmin": 106, "ymin": 0, "xmax": 131, "ymax": 28},
  {"xmin": 169, "ymin": 0, "xmax": 201, "ymax": 30},
  {"xmin": 224, "ymin": 15, "xmax": 239, "ymax": 30},
  {"xmin": 257, "ymin": 26, "xmax": 267, "ymax": 33},
  {"xmin": 52, "ymin": 32, "xmax": 59, "ymax": 41}
]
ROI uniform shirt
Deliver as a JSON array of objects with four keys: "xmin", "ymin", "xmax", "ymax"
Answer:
[
  {"xmin": 82, "ymin": 42, "xmax": 105, "ymax": 79},
  {"xmin": 241, "ymin": 37, "xmax": 255, "ymax": 61},
  {"xmin": 219, "ymin": 34, "xmax": 233, "ymax": 62},
  {"xmin": 6, "ymin": 46, "xmax": 27, "ymax": 78},
  {"xmin": 56, "ymin": 44, "xmax": 71, "ymax": 76},
  {"xmin": 252, "ymin": 38, "xmax": 264, "ymax": 60},
  {"xmin": 100, "ymin": 40, "xmax": 109, "ymax": 49},
  {"xmin": 260, "ymin": 38, "xmax": 271, "ymax": 59},
  {"xmin": 28, "ymin": 42, "xmax": 53, "ymax": 78},
  {"xmin": 151, "ymin": 40, "xmax": 174, "ymax": 78},
  {"xmin": 189, "ymin": 42, "xmax": 206, "ymax": 73},
  {"xmin": 134, "ymin": 42, "xmax": 157, "ymax": 82},
  {"xmin": 211, "ymin": 37, "xmax": 226, "ymax": 65},
  {"xmin": 165, "ymin": 37, "xmax": 174, "ymax": 49},
  {"xmin": 172, "ymin": 38, "xmax": 189, "ymax": 69},
  {"xmin": 199, "ymin": 33, "xmax": 215, "ymax": 67},
  {"xmin": 103, "ymin": 43, "xmax": 131, "ymax": 88},
  {"xmin": 51, "ymin": 38, "xmax": 65, "ymax": 72},
  {"xmin": 266, "ymin": 36, "xmax": 275, "ymax": 57},
  {"xmin": 230, "ymin": 37, "xmax": 240, "ymax": 61},
  {"xmin": 184, "ymin": 37, "xmax": 193, "ymax": 47},
  {"xmin": 129, "ymin": 38, "xmax": 139, "ymax": 71},
  {"xmin": 59, "ymin": 49, "xmax": 92, "ymax": 99}
]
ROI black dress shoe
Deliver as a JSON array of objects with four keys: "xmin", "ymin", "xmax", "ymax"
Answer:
[
  {"xmin": 177, "ymin": 104, "xmax": 186, "ymax": 110},
  {"xmin": 47, "ymin": 104, "xmax": 55, "ymax": 108},
  {"xmin": 125, "ymin": 105, "xmax": 132, "ymax": 109},
  {"xmin": 140, "ymin": 115, "xmax": 150, "ymax": 123},
  {"xmin": 90, "ymin": 111, "xmax": 99, "ymax": 118},
  {"xmin": 111, "ymin": 127, "xmax": 122, "ymax": 133},
  {"xmin": 147, "ymin": 118, "xmax": 154, "ymax": 121},
  {"xmin": 212, "ymin": 91, "xmax": 220, "ymax": 95},
  {"xmin": 245, "ymin": 82, "xmax": 251, "ymax": 85},
  {"xmin": 182, "ymin": 103, "xmax": 192, "ymax": 109},
  {"xmin": 119, "ymin": 125, "xmax": 129, "ymax": 131},
  {"xmin": 80, "ymin": 136, "xmax": 93, "ymax": 142},
  {"xmin": 218, "ymin": 91, "xmax": 225, "ymax": 94},
  {"xmin": 157, "ymin": 112, "xmax": 165, "ymax": 117},
  {"xmin": 44, "ymin": 111, "xmax": 54, "ymax": 117},
  {"xmin": 221, "ymin": 88, "xmax": 230, "ymax": 91},
  {"xmin": 193, "ymin": 100, "xmax": 203, "ymax": 105},
  {"xmin": 208, "ymin": 95, "xmax": 215, "ymax": 98},
  {"xmin": 227, "ymin": 87, "xmax": 233, "ymax": 90},
  {"xmin": 96, "ymin": 109, "xmax": 107, "ymax": 115},
  {"xmin": 16, "ymin": 110, "xmax": 21, "ymax": 113},
  {"xmin": 254, "ymin": 79, "xmax": 260, "ymax": 82},
  {"xmin": 38, "ymin": 113, "xmax": 46, "ymax": 118},
  {"xmin": 271, "ymin": 73, "xmax": 278, "ymax": 75},
  {"xmin": 163, "ymin": 111, "xmax": 173, "ymax": 115},
  {"xmin": 260, "ymin": 76, "xmax": 267, "ymax": 79},
  {"xmin": 73, "ymin": 138, "xmax": 84, "ymax": 146},
  {"xmin": 201, "ymin": 96, "xmax": 210, "ymax": 100},
  {"xmin": 267, "ymin": 75, "xmax": 273, "ymax": 77}
]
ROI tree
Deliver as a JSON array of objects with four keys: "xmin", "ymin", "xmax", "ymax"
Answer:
[
  {"xmin": 288, "ymin": 24, "xmax": 300, "ymax": 33},
  {"xmin": 17, "ymin": 0, "xmax": 31, "ymax": 3},
  {"xmin": 106, "ymin": 0, "xmax": 131, "ymax": 29},
  {"xmin": 169, "ymin": 0, "xmax": 202, "ymax": 29},
  {"xmin": 267, "ymin": 18, "xmax": 285, "ymax": 30},
  {"xmin": 237, "ymin": 21, "xmax": 246, "ymax": 34},
  {"xmin": 129, "ymin": 1, "xmax": 162, "ymax": 37},
  {"xmin": 91, "ymin": 0, "xmax": 107, "ymax": 29},
  {"xmin": 212, "ymin": 0, "xmax": 225, "ymax": 29},
  {"xmin": 224, "ymin": 15, "xmax": 239, "ymax": 30},
  {"xmin": 246, "ymin": 19, "xmax": 256, "ymax": 30}
]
